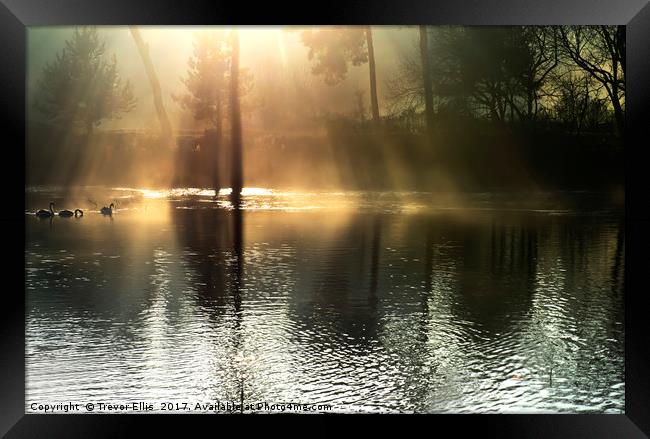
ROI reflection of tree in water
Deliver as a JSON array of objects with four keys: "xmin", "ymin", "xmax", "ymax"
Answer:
[
  {"xmin": 231, "ymin": 202, "xmax": 244, "ymax": 324},
  {"xmin": 523, "ymin": 215, "xmax": 624, "ymax": 407},
  {"xmin": 287, "ymin": 214, "xmax": 385, "ymax": 348},
  {"xmin": 281, "ymin": 213, "xmax": 541, "ymax": 411},
  {"xmin": 414, "ymin": 213, "xmax": 623, "ymax": 411},
  {"xmin": 227, "ymin": 202, "xmax": 246, "ymax": 410},
  {"xmin": 172, "ymin": 208, "xmax": 231, "ymax": 314},
  {"xmin": 268, "ymin": 214, "xmax": 390, "ymax": 410},
  {"xmin": 386, "ymin": 214, "xmax": 540, "ymax": 411},
  {"xmin": 569, "ymin": 218, "xmax": 624, "ymax": 392},
  {"xmin": 444, "ymin": 216, "xmax": 537, "ymax": 338},
  {"xmin": 396, "ymin": 217, "xmax": 443, "ymax": 411},
  {"xmin": 369, "ymin": 215, "xmax": 381, "ymax": 306},
  {"xmin": 384, "ymin": 215, "xmax": 538, "ymax": 410},
  {"xmin": 27, "ymin": 197, "xmax": 625, "ymax": 412},
  {"xmin": 171, "ymin": 204, "xmax": 247, "ymax": 406}
]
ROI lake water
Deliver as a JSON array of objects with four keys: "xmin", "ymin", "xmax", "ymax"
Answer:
[{"xmin": 25, "ymin": 187, "xmax": 624, "ymax": 413}]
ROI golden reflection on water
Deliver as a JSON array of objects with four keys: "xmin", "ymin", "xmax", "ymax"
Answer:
[{"xmin": 25, "ymin": 187, "xmax": 624, "ymax": 413}]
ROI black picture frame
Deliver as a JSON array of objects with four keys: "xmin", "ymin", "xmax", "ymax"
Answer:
[{"xmin": 3, "ymin": 0, "xmax": 649, "ymax": 436}]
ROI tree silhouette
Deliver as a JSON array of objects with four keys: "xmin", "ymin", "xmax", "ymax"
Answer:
[
  {"xmin": 129, "ymin": 26, "xmax": 173, "ymax": 148},
  {"xmin": 34, "ymin": 27, "xmax": 136, "ymax": 136},
  {"xmin": 176, "ymin": 31, "xmax": 226, "ymax": 133},
  {"xmin": 388, "ymin": 27, "xmax": 562, "ymax": 125},
  {"xmin": 440, "ymin": 27, "xmax": 550, "ymax": 122},
  {"xmin": 365, "ymin": 27, "xmax": 380, "ymax": 122},
  {"xmin": 419, "ymin": 26, "xmax": 434, "ymax": 134},
  {"xmin": 552, "ymin": 72, "xmax": 609, "ymax": 135},
  {"xmin": 300, "ymin": 27, "xmax": 380, "ymax": 122},
  {"xmin": 512, "ymin": 27, "xmax": 559, "ymax": 122},
  {"xmin": 230, "ymin": 30, "xmax": 243, "ymax": 202},
  {"xmin": 174, "ymin": 30, "xmax": 253, "ymax": 194},
  {"xmin": 558, "ymin": 26, "xmax": 625, "ymax": 136}
]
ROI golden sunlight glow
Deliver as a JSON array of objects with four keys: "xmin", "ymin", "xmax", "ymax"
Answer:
[
  {"xmin": 276, "ymin": 30, "xmax": 288, "ymax": 68},
  {"xmin": 235, "ymin": 27, "xmax": 288, "ymax": 69},
  {"xmin": 134, "ymin": 187, "xmax": 277, "ymax": 199},
  {"xmin": 137, "ymin": 26, "xmax": 289, "ymax": 74},
  {"xmin": 24, "ymin": 25, "xmax": 626, "ymax": 416},
  {"xmin": 26, "ymin": 26, "xmax": 623, "ymax": 199}
]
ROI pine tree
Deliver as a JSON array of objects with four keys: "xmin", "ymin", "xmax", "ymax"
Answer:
[{"xmin": 35, "ymin": 27, "xmax": 136, "ymax": 137}]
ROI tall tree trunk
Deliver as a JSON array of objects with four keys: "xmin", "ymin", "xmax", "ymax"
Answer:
[
  {"xmin": 419, "ymin": 26, "xmax": 434, "ymax": 135},
  {"xmin": 611, "ymin": 87, "xmax": 625, "ymax": 139},
  {"xmin": 213, "ymin": 95, "xmax": 222, "ymax": 196},
  {"xmin": 129, "ymin": 26, "xmax": 173, "ymax": 148},
  {"xmin": 615, "ymin": 26, "xmax": 625, "ymax": 140},
  {"xmin": 526, "ymin": 84, "xmax": 534, "ymax": 122},
  {"xmin": 230, "ymin": 30, "xmax": 243, "ymax": 202},
  {"xmin": 617, "ymin": 25, "xmax": 626, "ymax": 78},
  {"xmin": 365, "ymin": 27, "xmax": 380, "ymax": 123}
]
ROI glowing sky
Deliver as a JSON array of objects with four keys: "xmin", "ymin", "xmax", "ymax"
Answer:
[{"xmin": 27, "ymin": 26, "xmax": 417, "ymax": 130}]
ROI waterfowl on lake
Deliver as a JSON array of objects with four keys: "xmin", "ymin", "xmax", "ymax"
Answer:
[
  {"xmin": 36, "ymin": 202, "xmax": 55, "ymax": 218},
  {"xmin": 100, "ymin": 203, "xmax": 114, "ymax": 215},
  {"xmin": 60, "ymin": 208, "xmax": 84, "ymax": 217},
  {"xmin": 58, "ymin": 208, "xmax": 75, "ymax": 217}
]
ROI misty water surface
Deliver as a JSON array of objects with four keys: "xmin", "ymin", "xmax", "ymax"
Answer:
[{"xmin": 25, "ymin": 188, "xmax": 624, "ymax": 413}]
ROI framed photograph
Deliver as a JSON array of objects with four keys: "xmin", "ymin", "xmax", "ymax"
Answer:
[{"xmin": 3, "ymin": 0, "xmax": 649, "ymax": 436}]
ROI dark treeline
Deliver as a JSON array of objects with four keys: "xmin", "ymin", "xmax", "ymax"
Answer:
[
  {"xmin": 330, "ymin": 25, "xmax": 624, "ymax": 191},
  {"xmin": 26, "ymin": 115, "xmax": 623, "ymax": 192},
  {"xmin": 27, "ymin": 26, "xmax": 624, "ymax": 193},
  {"xmin": 387, "ymin": 26, "xmax": 624, "ymax": 136},
  {"xmin": 407, "ymin": 27, "xmax": 622, "ymax": 190}
]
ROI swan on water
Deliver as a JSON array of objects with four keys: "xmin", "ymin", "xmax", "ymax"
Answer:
[
  {"xmin": 36, "ymin": 202, "xmax": 55, "ymax": 218},
  {"xmin": 59, "ymin": 208, "xmax": 84, "ymax": 217},
  {"xmin": 100, "ymin": 203, "xmax": 114, "ymax": 215}
]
